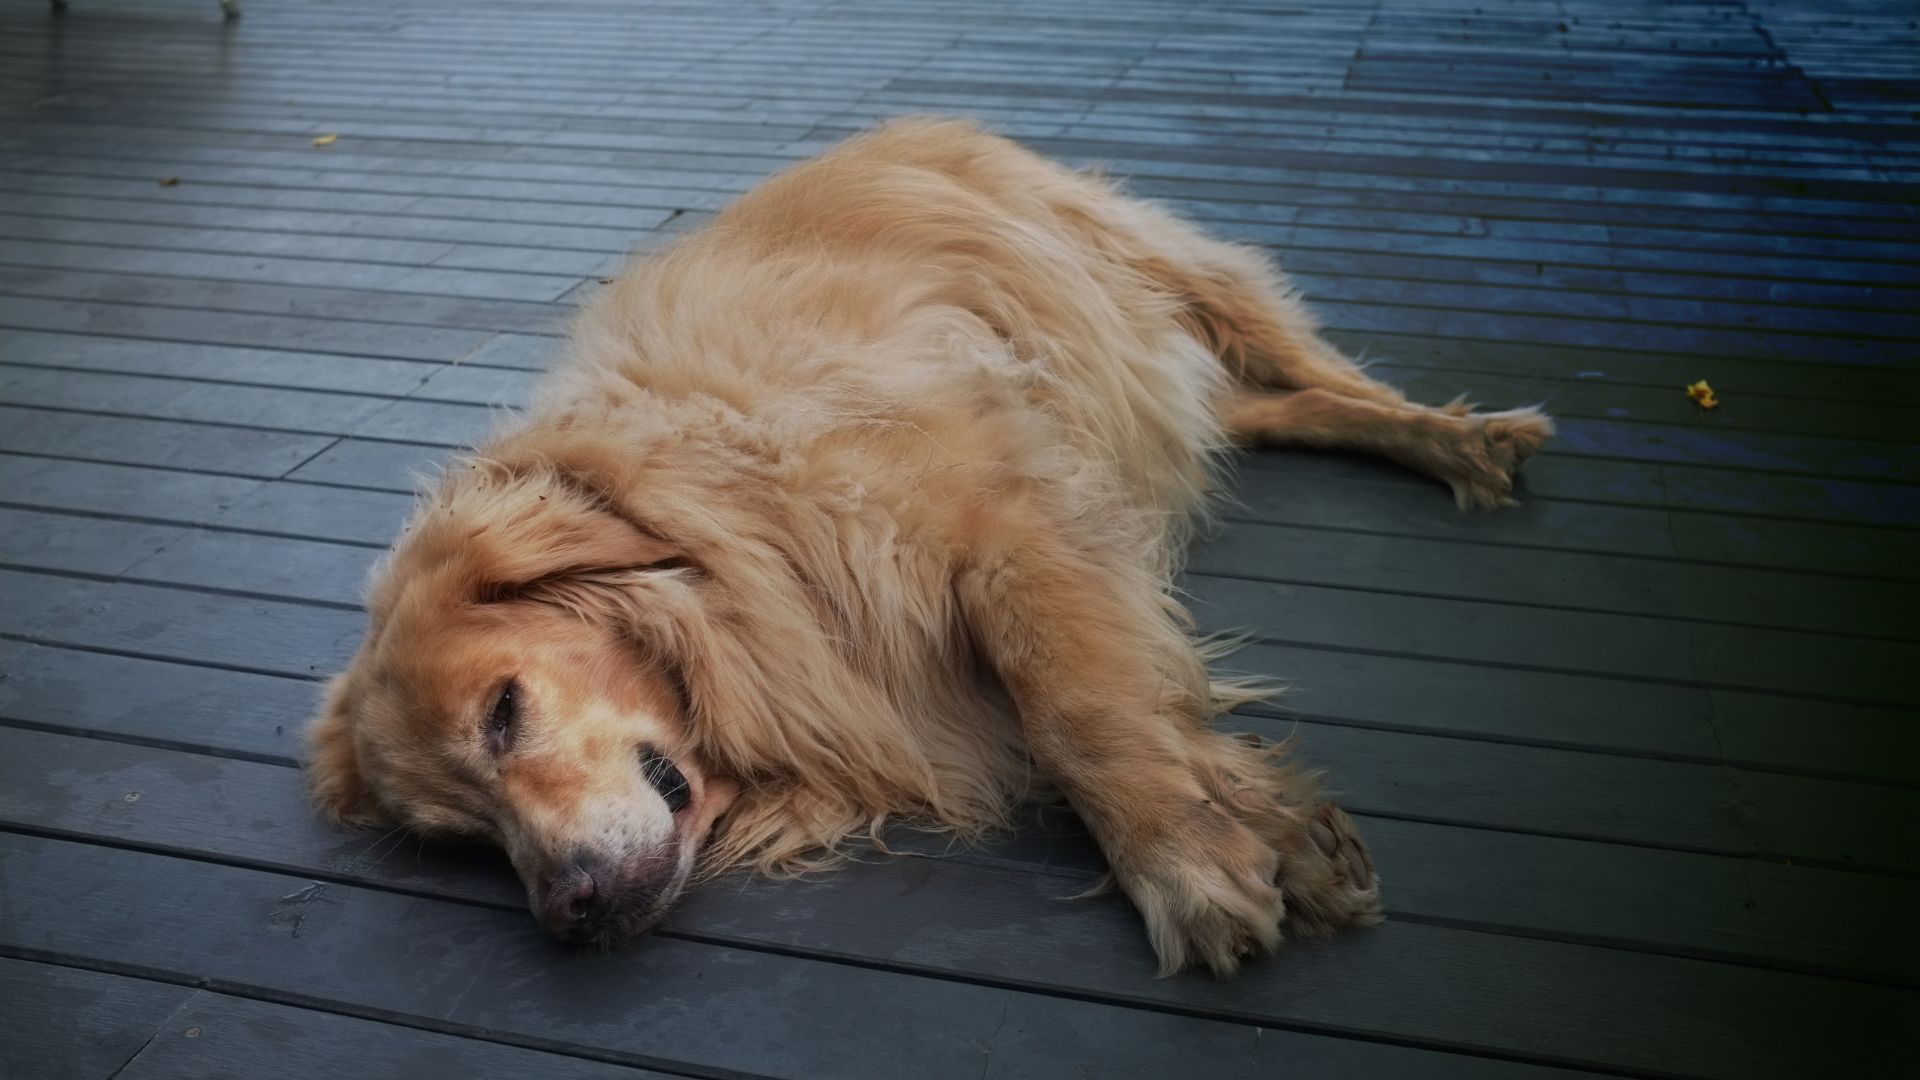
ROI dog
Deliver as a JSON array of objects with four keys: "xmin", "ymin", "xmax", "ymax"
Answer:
[{"xmin": 306, "ymin": 118, "xmax": 1552, "ymax": 976}]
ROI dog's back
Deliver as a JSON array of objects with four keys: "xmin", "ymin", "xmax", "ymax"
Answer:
[{"xmin": 544, "ymin": 119, "xmax": 1234, "ymax": 563}]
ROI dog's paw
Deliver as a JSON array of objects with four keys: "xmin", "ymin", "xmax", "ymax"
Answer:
[
  {"xmin": 1220, "ymin": 770, "xmax": 1382, "ymax": 933},
  {"xmin": 1273, "ymin": 801, "xmax": 1382, "ymax": 939},
  {"xmin": 1482, "ymin": 406, "xmax": 1554, "ymax": 466},
  {"xmin": 1116, "ymin": 793, "xmax": 1381, "ymax": 977},
  {"xmin": 1434, "ymin": 406, "xmax": 1555, "ymax": 510},
  {"xmin": 1115, "ymin": 806, "xmax": 1287, "ymax": 978}
]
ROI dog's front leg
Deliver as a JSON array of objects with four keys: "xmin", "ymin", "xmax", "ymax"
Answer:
[{"xmin": 957, "ymin": 534, "xmax": 1379, "ymax": 976}]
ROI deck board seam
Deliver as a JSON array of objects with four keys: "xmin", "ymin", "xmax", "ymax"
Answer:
[{"xmin": 2, "ymin": 820, "xmax": 1910, "ymax": 1007}]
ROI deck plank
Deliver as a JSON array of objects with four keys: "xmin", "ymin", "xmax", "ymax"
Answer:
[
  {"xmin": 11, "ymin": 489, "xmax": 1914, "ymax": 641},
  {"xmin": 1, "ymin": 834, "xmax": 1620, "ymax": 1080},
  {"xmin": 6, "ymin": 723, "xmax": 1915, "ymax": 988},
  {"xmin": 7, "ymin": 583, "xmax": 1917, "ymax": 871},
  {"xmin": 115, "ymin": 992, "xmax": 684, "ymax": 1080},
  {"xmin": 3, "ymin": 0, "xmax": 1915, "ymax": 1076},
  {"xmin": 0, "ymin": 958, "xmax": 197, "ymax": 1080}
]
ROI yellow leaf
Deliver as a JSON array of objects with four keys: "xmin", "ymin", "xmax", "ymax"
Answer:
[
  {"xmin": 311, "ymin": 133, "xmax": 338, "ymax": 147},
  {"xmin": 1685, "ymin": 379, "xmax": 1719, "ymax": 410}
]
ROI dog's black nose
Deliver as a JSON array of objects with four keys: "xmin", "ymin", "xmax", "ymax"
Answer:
[{"xmin": 540, "ymin": 864, "xmax": 609, "ymax": 939}]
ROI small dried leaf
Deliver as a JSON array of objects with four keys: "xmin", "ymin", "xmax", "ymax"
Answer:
[
  {"xmin": 311, "ymin": 133, "xmax": 338, "ymax": 147},
  {"xmin": 157, "ymin": 177, "xmax": 180, "ymax": 187},
  {"xmin": 1685, "ymin": 379, "xmax": 1719, "ymax": 410}
]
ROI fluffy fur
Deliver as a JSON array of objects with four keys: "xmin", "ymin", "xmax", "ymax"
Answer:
[{"xmin": 308, "ymin": 118, "xmax": 1551, "ymax": 975}]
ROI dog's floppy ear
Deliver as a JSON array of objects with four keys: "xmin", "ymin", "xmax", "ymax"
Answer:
[
  {"xmin": 457, "ymin": 468, "xmax": 700, "ymax": 614},
  {"xmin": 306, "ymin": 675, "xmax": 388, "ymax": 828},
  {"xmin": 480, "ymin": 510, "xmax": 692, "ymax": 601}
]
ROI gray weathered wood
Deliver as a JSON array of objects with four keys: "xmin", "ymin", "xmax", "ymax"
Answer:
[
  {"xmin": 4, "ymin": 723, "xmax": 1912, "ymax": 988},
  {"xmin": 0, "ymin": 833, "xmax": 1619, "ymax": 1080},
  {"xmin": 0, "ymin": 957, "xmax": 196, "ymax": 1080},
  {"xmin": 115, "ymin": 991, "xmax": 685, "ymax": 1080},
  {"xmin": 3, "ymin": 0, "xmax": 1915, "ymax": 1075}
]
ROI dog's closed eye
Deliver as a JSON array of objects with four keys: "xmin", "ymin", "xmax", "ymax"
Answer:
[
  {"xmin": 486, "ymin": 679, "xmax": 521, "ymax": 754},
  {"xmin": 639, "ymin": 746, "xmax": 690, "ymax": 813}
]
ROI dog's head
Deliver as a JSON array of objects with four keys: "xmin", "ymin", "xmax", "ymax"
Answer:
[{"xmin": 306, "ymin": 460, "xmax": 737, "ymax": 947}]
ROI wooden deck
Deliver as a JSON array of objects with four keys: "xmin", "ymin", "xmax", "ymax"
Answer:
[{"xmin": 1, "ymin": 0, "xmax": 1916, "ymax": 1076}]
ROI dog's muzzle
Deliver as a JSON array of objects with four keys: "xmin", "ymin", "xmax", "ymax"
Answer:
[
  {"xmin": 533, "ymin": 845, "xmax": 679, "ymax": 946},
  {"xmin": 539, "ymin": 860, "xmax": 618, "ymax": 941}
]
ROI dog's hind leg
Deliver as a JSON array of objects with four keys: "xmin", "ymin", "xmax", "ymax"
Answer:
[
  {"xmin": 1222, "ymin": 387, "xmax": 1552, "ymax": 510},
  {"xmin": 1075, "ymin": 197, "xmax": 1414, "ymax": 406},
  {"xmin": 1100, "ymin": 206, "xmax": 1556, "ymax": 505},
  {"xmin": 1163, "ymin": 246, "xmax": 1413, "ymax": 407},
  {"xmin": 956, "ymin": 532, "xmax": 1379, "ymax": 976}
]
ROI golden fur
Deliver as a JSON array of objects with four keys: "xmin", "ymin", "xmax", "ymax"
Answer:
[{"xmin": 308, "ymin": 118, "xmax": 1551, "ymax": 975}]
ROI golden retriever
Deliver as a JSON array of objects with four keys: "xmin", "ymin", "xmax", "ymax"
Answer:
[{"xmin": 307, "ymin": 119, "xmax": 1551, "ymax": 976}]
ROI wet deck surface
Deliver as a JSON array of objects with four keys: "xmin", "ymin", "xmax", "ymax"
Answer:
[{"xmin": 1, "ymin": 1, "xmax": 1916, "ymax": 1077}]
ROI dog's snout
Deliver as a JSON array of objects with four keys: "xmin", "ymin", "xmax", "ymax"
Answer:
[
  {"xmin": 539, "ymin": 863, "xmax": 609, "ymax": 939},
  {"xmin": 522, "ymin": 836, "xmax": 687, "ymax": 947}
]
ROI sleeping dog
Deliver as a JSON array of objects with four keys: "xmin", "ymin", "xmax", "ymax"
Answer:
[{"xmin": 308, "ymin": 119, "xmax": 1550, "ymax": 975}]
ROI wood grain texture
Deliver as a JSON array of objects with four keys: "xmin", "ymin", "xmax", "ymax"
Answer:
[
  {"xmin": 0, "ymin": 958, "xmax": 196, "ymax": 1080},
  {"xmin": 10, "ymin": 571, "xmax": 1915, "ymax": 867},
  {"xmin": 3, "ymin": 725, "xmax": 1913, "ymax": 988},
  {"xmin": 2, "ymin": 0, "xmax": 1914, "ymax": 1076},
  {"xmin": 114, "ymin": 993, "xmax": 685, "ymax": 1080},
  {"xmin": 0, "ymin": 834, "xmax": 1617, "ymax": 1080}
]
